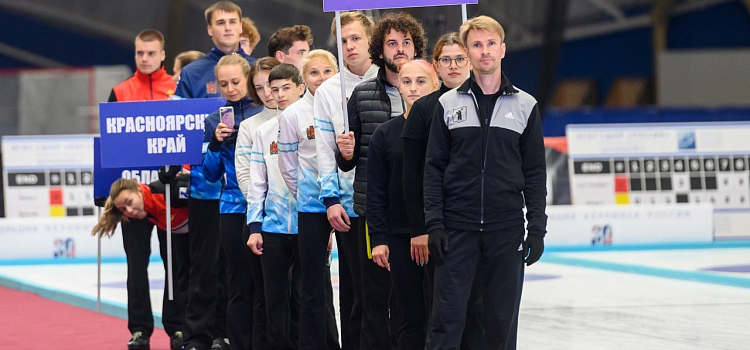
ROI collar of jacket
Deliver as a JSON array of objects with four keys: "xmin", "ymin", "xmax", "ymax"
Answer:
[
  {"xmin": 376, "ymin": 66, "xmax": 397, "ymax": 88},
  {"xmin": 208, "ymin": 46, "xmax": 250, "ymax": 61},
  {"xmin": 438, "ymin": 83, "xmax": 452, "ymax": 94},
  {"xmin": 457, "ymin": 71, "xmax": 518, "ymax": 96},
  {"xmin": 225, "ymin": 96, "xmax": 253, "ymax": 108},
  {"xmin": 134, "ymin": 65, "xmax": 168, "ymax": 83}
]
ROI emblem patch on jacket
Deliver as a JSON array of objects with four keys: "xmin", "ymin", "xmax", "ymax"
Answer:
[
  {"xmin": 306, "ymin": 125, "xmax": 315, "ymax": 140},
  {"xmin": 206, "ymin": 81, "xmax": 217, "ymax": 95},
  {"xmin": 270, "ymin": 141, "xmax": 278, "ymax": 155},
  {"xmin": 448, "ymin": 106, "xmax": 468, "ymax": 123}
]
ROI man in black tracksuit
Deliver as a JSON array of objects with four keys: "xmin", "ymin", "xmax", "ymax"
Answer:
[
  {"xmin": 424, "ymin": 16, "xmax": 547, "ymax": 350},
  {"xmin": 335, "ymin": 11, "xmax": 426, "ymax": 350}
]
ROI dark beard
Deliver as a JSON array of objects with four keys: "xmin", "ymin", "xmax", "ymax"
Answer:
[{"xmin": 384, "ymin": 57, "xmax": 400, "ymax": 73}]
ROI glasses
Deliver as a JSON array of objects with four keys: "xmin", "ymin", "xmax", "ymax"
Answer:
[{"xmin": 437, "ymin": 56, "xmax": 468, "ymax": 68}]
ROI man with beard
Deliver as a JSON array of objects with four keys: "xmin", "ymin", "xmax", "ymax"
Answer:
[{"xmin": 335, "ymin": 11, "xmax": 426, "ymax": 350}]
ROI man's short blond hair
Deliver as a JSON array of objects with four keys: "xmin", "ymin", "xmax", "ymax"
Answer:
[
  {"xmin": 459, "ymin": 15, "xmax": 505, "ymax": 47},
  {"xmin": 330, "ymin": 11, "xmax": 375, "ymax": 38}
]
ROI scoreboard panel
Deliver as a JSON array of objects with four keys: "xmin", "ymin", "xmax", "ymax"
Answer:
[
  {"xmin": 2, "ymin": 135, "xmax": 95, "ymax": 218},
  {"xmin": 570, "ymin": 155, "xmax": 749, "ymax": 209},
  {"xmin": 567, "ymin": 122, "xmax": 750, "ymax": 208},
  {"xmin": 567, "ymin": 122, "xmax": 750, "ymax": 240}
]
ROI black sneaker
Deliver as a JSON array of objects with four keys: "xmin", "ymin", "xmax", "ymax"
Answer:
[
  {"xmin": 210, "ymin": 338, "xmax": 229, "ymax": 350},
  {"xmin": 128, "ymin": 332, "xmax": 150, "ymax": 350},
  {"xmin": 170, "ymin": 331, "xmax": 184, "ymax": 350}
]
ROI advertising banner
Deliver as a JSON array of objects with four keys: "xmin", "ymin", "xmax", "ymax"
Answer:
[{"xmin": 99, "ymin": 98, "xmax": 223, "ymax": 168}]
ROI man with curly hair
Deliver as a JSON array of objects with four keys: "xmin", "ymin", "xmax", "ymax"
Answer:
[{"xmin": 335, "ymin": 11, "xmax": 426, "ymax": 350}]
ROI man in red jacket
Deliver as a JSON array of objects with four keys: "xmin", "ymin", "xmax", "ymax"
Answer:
[
  {"xmin": 109, "ymin": 29, "xmax": 175, "ymax": 102},
  {"xmin": 107, "ymin": 29, "xmax": 188, "ymax": 350}
]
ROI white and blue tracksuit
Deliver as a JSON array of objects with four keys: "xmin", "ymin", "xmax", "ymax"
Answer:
[
  {"xmin": 278, "ymin": 90, "xmax": 345, "ymax": 348},
  {"xmin": 236, "ymin": 107, "xmax": 278, "ymax": 201},
  {"xmin": 278, "ymin": 92, "xmax": 325, "ymax": 213},
  {"xmin": 247, "ymin": 116, "xmax": 298, "ymax": 234},
  {"xmin": 313, "ymin": 64, "xmax": 379, "ymax": 215}
]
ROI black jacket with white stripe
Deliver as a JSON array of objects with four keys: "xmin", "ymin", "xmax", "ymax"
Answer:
[{"xmin": 424, "ymin": 72, "xmax": 547, "ymax": 237}]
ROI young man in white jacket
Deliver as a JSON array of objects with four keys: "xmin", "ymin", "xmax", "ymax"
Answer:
[
  {"xmin": 246, "ymin": 63, "xmax": 305, "ymax": 350},
  {"xmin": 313, "ymin": 11, "xmax": 379, "ymax": 349}
]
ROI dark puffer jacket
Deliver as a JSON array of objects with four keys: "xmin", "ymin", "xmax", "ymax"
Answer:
[{"xmin": 336, "ymin": 67, "xmax": 398, "ymax": 216}]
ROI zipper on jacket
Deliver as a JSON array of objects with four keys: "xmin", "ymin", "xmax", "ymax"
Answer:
[
  {"xmin": 149, "ymin": 75, "xmax": 153, "ymax": 100},
  {"xmin": 468, "ymin": 92, "xmax": 485, "ymax": 229},
  {"xmin": 468, "ymin": 90, "xmax": 504, "ymax": 230}
]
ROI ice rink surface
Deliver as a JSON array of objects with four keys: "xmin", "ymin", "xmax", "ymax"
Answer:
[{"xmin": 1, "ymin": 244, "xmax": 748, "ymax": 350}]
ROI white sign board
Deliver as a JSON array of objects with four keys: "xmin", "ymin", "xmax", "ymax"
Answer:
[{"xmin": 545, "ymin": 204, "xmax": 714, "ymax": 247}]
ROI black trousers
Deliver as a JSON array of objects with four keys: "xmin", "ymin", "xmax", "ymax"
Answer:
[
  {"xmin": 358, "ymin": 216, "xmax": 396, "ymax": 350},
  {"xmin": 184, "ymin": 198, "xmax": 225, "ymax": 350},
  {"xmin": 424, "ymin": 254, "xmax": 486, "ymax": 350},
  {"xmin": 243, "ymin": 227, "xmax": 267, "ymax": 350},
  {"xmin": 426, "ymin": 226, "xmax": 525, "ymax": 350},
  {"xmin": 122, "ymin": 217, "xmax": 189, "ymax": 337},
  {"xmin": 261, "ymin": 232, "xmax": 301, "ymax": 350},
  {"xmin": 220, "ymin": 213, "xmax": 259, "ymax": 350},
  {"xmin": 387, "ymin": 234, "xmax": 426, "ymax": 350},
  {"xmin": 336, "ymin": 216, "xmax": 362, "ymax": 350},
  {"xmin": 297, "ymin": 212, "xmax": 341, "ymax": 350}
]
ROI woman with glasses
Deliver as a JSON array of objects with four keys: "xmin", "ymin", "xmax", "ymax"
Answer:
[{"xmin": 402, "ymin": 33, "xmax": 472, "ymax": 267}]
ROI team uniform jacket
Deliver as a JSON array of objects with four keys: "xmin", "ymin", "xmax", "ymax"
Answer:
[
  {"xmin": 366, "ymin": 115, "xmax": 411, "ymax": 247},
  {"xmin": 313, "ymin": 64, "xmax": 379, "ymax": 217},
  {"xmin": 174, "ymin": 46, "xmax": 255, "ymax": 99},
  {"xmin": 424, "ymin": 73, "xmax": 547, "ymax": 237},
  {"xmin": 140, "ymin": 183, "xmax": 189, "ymax": 233},
  {"xmin": 401, "ymin": 84, "xmax": 452, "ymax": 237},
  {"xmin": 335, "ymin": 67, "xmax": 404, "ymax": 216},
  {"xmin": 174, "ymin": 46, "xmax": 258, "ymax": 201},
  {"xmin": 203, "ymin": 97, "xmax": 257, "ymax": 214},
  {"xmin": 277, "ymin": 92, "xmax": 326, "ymax": 213},
  {"xmin": 247, "ymin": 117, "xmax": 298, "ymax": 234},
  {"xmin": 109, "ymin": 66, "xmax": 175, "ymax": 102},
  {"xmin": 236, "ymin": 106, "xmax": 278, "ymax": 200}
]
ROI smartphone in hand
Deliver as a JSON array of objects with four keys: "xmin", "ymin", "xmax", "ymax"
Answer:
[{"xmin": 220, "ymin": 106, "xmax": 235, "ymax": 129}]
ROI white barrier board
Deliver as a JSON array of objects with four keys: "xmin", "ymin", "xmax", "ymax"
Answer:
[
  {"xmin": 0, "ymin": 216, "xmax": 163, "ymax": 260},
  {"xmin": 545, "ymin": 204, "xmax": 714, "ymax": 246}
]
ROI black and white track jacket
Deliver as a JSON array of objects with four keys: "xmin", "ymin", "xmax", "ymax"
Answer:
[{"xmin": 424, "ymin": 73, "xmax": 547, "ymax": 237}]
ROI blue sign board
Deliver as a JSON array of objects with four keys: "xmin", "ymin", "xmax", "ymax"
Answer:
[
  {"xmin": 93, "ymin": 137, "xmax": 162, "ymax": 204},
  {"xmin": 323, "ymin": 0, "xmax": 476, "ymax": 11},
  {"xmin": 99, "ymin": 98, "xmax": 223, "ymax": 168}
]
